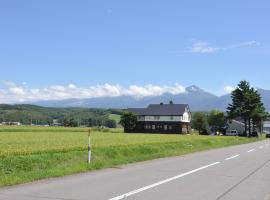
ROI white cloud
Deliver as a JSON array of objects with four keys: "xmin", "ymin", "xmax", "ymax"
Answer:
[
  {"xmin": 0, "ymin": 81, "xmax": 187, "ymax": 104},
  {"xmin": 188, "ymin": 40, "xmax": 260, "ymax": 54},
  {"xmin": 230, "ymin": 40, "xmax": 260, "ymax": 48},
  {"xmin": 68, "ymin": 84, "xmax": 76, "ymax": 89},
  {"xmin": 224, "ymin": 86, "xmax": 236, "ymax": 94},
  {"xmin": 9, "ymin": 87, "xmax": 26, "ymax": 95},
  {"xmin": 189, "ymin": 42, "xmax": 219, "ymax": 54}
]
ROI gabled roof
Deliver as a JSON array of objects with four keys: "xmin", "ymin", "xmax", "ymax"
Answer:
[{"xmin": 127, "ymin": 104, "xmax": 189, "ymax": 116}]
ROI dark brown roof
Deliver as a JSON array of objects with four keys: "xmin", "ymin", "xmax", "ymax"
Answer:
[{"xmin": 127, "ymin": 104, "xmax": 189, "ymax": 116}]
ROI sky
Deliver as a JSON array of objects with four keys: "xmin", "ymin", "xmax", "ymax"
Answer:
[{"xmin": 0, "ymin": 0, "xmax": 270, "ymax": 103}]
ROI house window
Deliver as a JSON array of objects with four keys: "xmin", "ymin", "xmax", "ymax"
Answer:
[
  {"xmin": 168, "ymin": 125, "xmax": 172, "ymax": 130},
  {"xmin": 152, "ymin": 125, "xmax": 156, "ymax": 130},
  {"xmin": 139, "ymin": 116, "xmax": 145, "ymax": 121},
  {"xmin": 154, "ymin": 116, "xmax": 160, "ymax": 120},
  {"xmin": 164, "ymin": 125, "xmax": 168, "ymax": 131}
]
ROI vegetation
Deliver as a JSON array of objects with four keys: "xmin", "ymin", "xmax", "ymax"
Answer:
[
  {"xmin": 208, "ymin": 110, "xmax": 226, "ymax": 133},
  {"xmin": 192, "ymin": 112, "xmax": 208, "ymax": 134},
  {"xmin": 109, "ymin": 114, "xmax": 121, "ymax": 124},
  {"xmin": 0, "ymin": 126, "xmax": 263, "ymax": 187},
  {"xmin": 227, "ymin": 80, "xmax": 268, "ymax": 136},
  {"xmin": 0, "ymin": 104, "xmax": 118, "ymax": 128},
  {"xmin": 120, "ymin": 112, "xmax": 138, "ymax": 132}
]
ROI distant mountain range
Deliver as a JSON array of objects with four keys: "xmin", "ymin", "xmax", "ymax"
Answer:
[{"xmin": 31, "ymin": 85, "xmax": 270, "ymax": 112}]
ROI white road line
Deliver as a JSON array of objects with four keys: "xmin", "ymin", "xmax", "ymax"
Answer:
[
  {"xmin": 259, "ymin": 146, "xmax": 264, "ymax": 149},
  {"xmin": 266, "ymin": 144, "xmax": 270, "ymax": 146},
  {"xmin": 247, "ymin": 149, "xmax": 255, "ymax": 153},
  {"xmin": 225, "ymin": 154, "xmax": 240, "ymax": 161},
  {"xmin": 108, "ymin": 162, "xmax": 220, "ymax": 200}
]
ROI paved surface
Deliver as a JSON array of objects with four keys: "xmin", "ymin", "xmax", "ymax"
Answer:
[{"xmin": 1, "ymin": 139, "xmax": 270, "ymax": 200}]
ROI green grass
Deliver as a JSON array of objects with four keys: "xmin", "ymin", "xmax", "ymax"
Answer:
[
  {"xmin": 0, "ymin": 126, "xmax": 264, "ymax": 187},
  {"xmin": 109, "ymin": 114, "xmax": 121, "ymax": 123}
]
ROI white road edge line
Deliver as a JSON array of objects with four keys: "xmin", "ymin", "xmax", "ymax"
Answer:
[
  {"xmin": 225, "ymin": 154, "xmax": 240, "ymax": 161},
  {"xmin": 259, "ymin": 146, "xmax": 264, "ymax": 149},
  {"xmin": 247, "ymin": 149, "xmax": 255, "ymax": 153},
  {"xmin": 108, "ymin": 162, "xmax": 220, "ymax": 200}
]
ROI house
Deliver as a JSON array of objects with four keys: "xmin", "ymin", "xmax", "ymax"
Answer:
[
  {"xmin": 226, "ymin": 119, "xmax": 246, "ymax": 135},
  {"xmin": 52, "ymin": 119, "xmax": 63, "ymax": 126},
  {"xmin": 127, "ymin": 103, "xmax": 192, "ymax": 134},
  {"xmin": 225, "ymin": 118, "xmax": 263, "ymax": 136},
  {"xmin": 263, "ymin": 121, "xmax": 270, "ymax": 134},
  {"xmin": 1, "ymin": 122, "xmax": 21, "ymax": 126}
]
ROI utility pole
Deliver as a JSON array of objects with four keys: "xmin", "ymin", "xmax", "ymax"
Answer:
[
  {"xmin": 87, "ymin": 128, "xmax": 91, "ymax": 164},
  {"xmin": 30, "ymin": 115, "xmax": 33, "ymax": 126},
  {"xmin": 78, "ymin": 118, "xmax": 81, "ymax": 127}
]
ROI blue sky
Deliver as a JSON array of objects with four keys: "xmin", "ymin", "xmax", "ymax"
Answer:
[{"xmin": 0, "ymin": 0, "xmax": 270, "ymax": 102}]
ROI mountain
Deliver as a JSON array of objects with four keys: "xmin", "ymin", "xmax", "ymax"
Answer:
[{"xmin": 30, "ymin": 86, "xmax": 270, "ymax": 112}]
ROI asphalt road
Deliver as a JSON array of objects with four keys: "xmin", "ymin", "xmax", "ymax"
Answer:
[{"xmin": 1, "ymin": 139, "xmax": 270, "ymax": 200}]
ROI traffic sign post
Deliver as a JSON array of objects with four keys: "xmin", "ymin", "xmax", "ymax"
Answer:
[{"xmin": 87, "ymin": 128, "xmax": 91, "ymax": 164}]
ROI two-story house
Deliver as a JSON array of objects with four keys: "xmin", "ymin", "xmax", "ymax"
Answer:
[{"xmin": 127, "ymin": 103, "xmax": 192, "ymax": 134}]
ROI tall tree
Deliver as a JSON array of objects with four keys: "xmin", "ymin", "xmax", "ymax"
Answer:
[
  {"xmin": 249, "ymin": 88, "xmax": 268, "ymax": 133},
  {"xmin": 227, "ymin": 81, "xmax": 250, "ymax": 135},
  {"xmin": 227, "ymin": 80, "xmax": 267, "ymax": 136}
]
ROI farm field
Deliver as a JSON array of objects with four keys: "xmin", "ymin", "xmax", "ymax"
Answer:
[
  {"xmin": 0, "ymin": 126, "xmax": 264, "ymax": 187},
  {"xmin": 109, "ymin": 114, "xmax": 121, "ymax": 124}
]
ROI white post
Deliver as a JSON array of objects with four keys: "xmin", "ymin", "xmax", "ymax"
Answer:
[{"xmin": 88, "ymin": 129, "xmax": 91, "ymax": 164}]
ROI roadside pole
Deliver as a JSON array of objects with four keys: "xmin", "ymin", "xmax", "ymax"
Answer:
[{"xmin": 88, "ymin": 128, "xmax": 91, "ymax": 164}]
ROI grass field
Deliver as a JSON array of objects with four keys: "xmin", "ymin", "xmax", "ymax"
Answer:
[
  {"xmin": 109, "ymin": 114, "xmax": 121, "ymax": 123},
  {"xmin": 0, "ymin": 126, "xmax": 264, "ymax": 187}
]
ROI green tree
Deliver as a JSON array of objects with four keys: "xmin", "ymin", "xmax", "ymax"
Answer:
[
  {"xmin": 192, "ymin": 112, "xmax": 208, "ymax": 134},
  {"xmin": 120, "ymin": 112, "xmax": 138, "ymax": 132},
  {"xmin": 105, "ymin": 119, "xmax": 117, "ymax": 128},
  {"xmin": 248, "ymin": 88, "xmax": 268, "ymax": 133},
  {"xmin": 227, "ymin": 80, "xmax": 267, "ymax": 136},
  {"xmin": 208, "ymin": 110, "xmax": 226, "ymax": 133},
  {"xmin": 63, "ymin": 118, "xmax": 78, "ymax": 127}
]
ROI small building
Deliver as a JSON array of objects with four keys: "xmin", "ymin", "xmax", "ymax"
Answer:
[
  {"xmin": 1, "ymin": 122, "xmax": 21, "ymax": 126},
  {"xmin": 263, "ymin": 121, "xmax": 270, "ymax": 134},
  {"xmin": 52, "ymin": 119, "xmax": 63, "ymax": 126},
  {"xmin": 226, "ymin": 119, "xmax": 246, "ymax": 134},
  {"xmin": 127, "ymin": 103, "xmax": 192, "ymax": 134}
]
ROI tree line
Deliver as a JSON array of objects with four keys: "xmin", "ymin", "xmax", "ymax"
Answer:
[
  {"xmin": 192, "ymin": 80, "xmax": 268, "ymax": 136},
  {"xmin": 0, "ymin": 104, "xmax": 119, "ymax": 128}
]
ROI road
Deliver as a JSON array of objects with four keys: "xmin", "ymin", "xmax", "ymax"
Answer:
[{"xmin": 1, "ymin": 139, "xmax": 270, "ymax": 200}]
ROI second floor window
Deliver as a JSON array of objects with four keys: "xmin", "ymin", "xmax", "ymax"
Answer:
[{"xmin": 154, "ymin": 116, "xmax": 160, "ymax": 120}]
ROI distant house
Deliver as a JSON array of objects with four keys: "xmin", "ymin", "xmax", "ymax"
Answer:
[
  {"xmin": 127, "ymin": 103, "xmax": 192, "ymax": 134},
  {"xmin": 225, "ymin": 118, "xmax": 263, "ymax": 136},
  {"xmin": 263, "ymin": 121, "xmax": 270, "ymax": 134},
  {"xmin": 52, "ymin": 119, "xmax": 62, "ymax": 126},
  {"xmin": 1, "ymin": 122, "xmax": 21, "ymax": 126},
  {"xmin": 226, "ymin": 119, "xmax": 246, "ymax": 135}
]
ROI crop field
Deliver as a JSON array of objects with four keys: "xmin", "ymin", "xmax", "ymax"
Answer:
[
  {"xmin": 0, "ymin": 126, "xmax": 263, "ymax": 187},
  {"xmin": 109, "ymin": 114, "xmax": 121, "ymax": 123}
]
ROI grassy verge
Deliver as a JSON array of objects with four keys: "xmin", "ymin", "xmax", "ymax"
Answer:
[{"xmin": 0, "ymin": 126, "xmax": 264, "ymax": 187}]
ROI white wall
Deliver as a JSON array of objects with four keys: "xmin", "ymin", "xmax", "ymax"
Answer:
[{"xmin": 138, "ymin": 112, "xmax": 191, "ymax": 122}]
